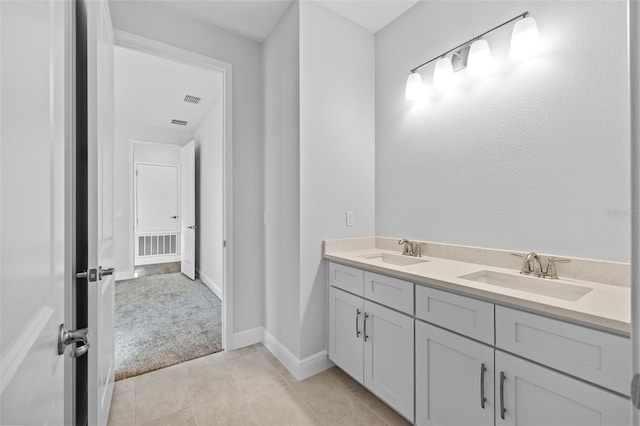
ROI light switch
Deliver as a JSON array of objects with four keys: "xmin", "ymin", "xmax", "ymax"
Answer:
[
  {"xmin": 114, "ymin": 210, "xmax": 122, "ymax": 220},
  {"xmin": 346, "ymin": 211, "xmax": 354, "ymax": 227}
]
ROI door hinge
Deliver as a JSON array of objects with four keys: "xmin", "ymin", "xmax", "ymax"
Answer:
[{"xmin": 223, "ymin": 240, "xmax": 227, "ymax": 248}]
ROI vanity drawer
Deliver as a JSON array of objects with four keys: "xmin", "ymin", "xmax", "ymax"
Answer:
[
  {"xmin": 329, "ymin": 262, "xmax": 364, "ymax": 296},
  {"xmin": 415, "ymin": 286, "xmax": 494, "ymax": 345},
  {"xmin": 496, "ymin": 306, "xmax": 630, "ymax": 395},
  {"xmin": 364, "ymin": 271, "xmax": 413, "ymax": 315}
]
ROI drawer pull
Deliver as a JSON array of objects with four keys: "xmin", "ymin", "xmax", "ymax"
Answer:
[
  {"xmin": 364, "ymin": 313, "xmax": 369, "ymax": 342},
  {"xmin": 500, "ymin": 371, "xmax": 506, "ymax": 420},
  {"xmin": 480, "ymin": 363, "xmax": 487, "ymax": 409},
  {"xmin": 355, "ymin": 309, "xmax": 361, "ymax": 338}
]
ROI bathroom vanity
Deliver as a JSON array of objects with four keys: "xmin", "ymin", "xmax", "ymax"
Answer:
[{"xmin": 324, "ymin": 237, "xmax": 631, "ymax": 426}]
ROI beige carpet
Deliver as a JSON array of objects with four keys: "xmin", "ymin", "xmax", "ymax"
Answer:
[{"xmin": 114, "ymin": 272, "xmax": 222, "ymax": 381}]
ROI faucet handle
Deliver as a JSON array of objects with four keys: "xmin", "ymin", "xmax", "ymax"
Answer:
[
  {"xmin": 545, "ymin": 257, "xmax": 571, "ymax": 279},
  {"xmin": 548, "ymin": 257, "xmax": 571, "ymax": 264}
]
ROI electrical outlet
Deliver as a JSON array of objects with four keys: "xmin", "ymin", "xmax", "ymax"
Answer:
[
  {"xmin": 346, "ymin": 211, "xmax": 354, "ymax": 227},
  {"xmin": 217, "ymin": 261, "xmax": 221, "ymax": 270}
]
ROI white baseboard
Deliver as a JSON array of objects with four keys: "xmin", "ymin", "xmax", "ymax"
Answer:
[
  {"xmin": 230, "ymin": 327, "xmax": 264, "ymax": 350},
  {"xmin": 196, "ymin": 268, "xmax": 223, "ymax": 300},
  {"xmin": 262, "ymin": 329, "xmax": 334, "ymax": 381},
  {"xmin": 115, "ymin": 270, "xmax": 133, "ymax": 281},
  {"xmin": 134, "ymin": 255, "xmax": 181, "ymax": 266}
]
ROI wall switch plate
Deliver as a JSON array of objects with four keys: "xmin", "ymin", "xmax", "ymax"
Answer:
[
  {"xmin": 114, "ymin": 210, "xmax": 122, "ymax": 220},
  {"xmin": 346, "ymin": 211, "xmax": 354, "ymax": 227}
]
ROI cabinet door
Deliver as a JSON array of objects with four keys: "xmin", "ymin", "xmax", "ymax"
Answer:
[
  {"xmin": 495, "ymin": 350, "xmax": 630, "ymax": 426},
  {"xmin": 416, "ymin": 321, "xmax": 494, "ymax": 426},
  {"xmin": 363, "ymin": 300, "xmax": 414, "ymax": 422},
  {"xmin": 328, "ymin": 286, "xmax": 364, "ymax": 383}
]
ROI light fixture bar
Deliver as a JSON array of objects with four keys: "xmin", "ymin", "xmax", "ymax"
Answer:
[{"xmin": 409, "ymin": 11, "xmax": 529, "ymax": 73}]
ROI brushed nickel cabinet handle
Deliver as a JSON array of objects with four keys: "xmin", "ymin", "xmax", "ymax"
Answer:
[
  {"xmin": 480, "ymin": 363, "xmax": 487, "ymax": 409},
  {"xmin": 500, "ymin": 371, "xmax": 507, "ymax": 420},
  {"xmin": 355, "ymin": 309, "xmax": 361, "ymax": 338},
  {"xmin": 363, "ymin": 313, "xmax": 369, "ymax": 342}
]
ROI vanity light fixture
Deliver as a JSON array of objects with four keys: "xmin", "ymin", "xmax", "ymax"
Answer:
[
  {"xmin": 433, "ymin": 57, "xmax": 457, "ymax": 90},
  {"xmin": 405, "ymin": 71, "xmax": 427, "ymax": 101},
  {"xmin": 405, "ymin": 11, "xmax": 538, "ymax": 100},
  {"xmin": 467, "ymin": 39, "xmax": 494, "ymax": 76}
]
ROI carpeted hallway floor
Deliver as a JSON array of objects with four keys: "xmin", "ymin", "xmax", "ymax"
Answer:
[{"xmin": 114, "ymin": 272, "xmax": 222, "ymax": 381}]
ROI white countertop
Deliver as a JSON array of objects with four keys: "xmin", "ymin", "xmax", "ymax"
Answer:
[{"xmin": 324, "ymin": 244, "xmax": 630, "ymax": 336}]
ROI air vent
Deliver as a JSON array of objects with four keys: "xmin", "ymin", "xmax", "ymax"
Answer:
[
  {"xmin": 171, "ymin": 119, "xmax": 188, "ymax": 126},
  {"xmin": 184, "ymin": 95, "xmax": 201, "ymax": 104}
]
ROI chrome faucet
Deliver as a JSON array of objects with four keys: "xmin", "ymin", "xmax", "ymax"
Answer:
[
  {"xmin": 512, "ymin": 252, "xmax": 571, "ymax": 279},
  {"xmin": 398, "ymin": 239, "xmax": 423, "ymax": 257}
]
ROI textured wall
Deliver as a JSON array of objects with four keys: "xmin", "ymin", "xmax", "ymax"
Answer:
[{"xmin": 375, "ymin": 0, "xmax": 630, "ymax": 261}]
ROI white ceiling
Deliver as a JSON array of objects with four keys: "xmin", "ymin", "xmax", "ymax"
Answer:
[
  {"xmin": 314, "ymin": 0, "xmax": 419, "ymax": 33},
  {"xmin": 136, "ymin": 0, "xmax": 420, "ymax": 41},
  {"xmin": 114, "ymin": 45, "xmax": 223, "ymax": 133}
]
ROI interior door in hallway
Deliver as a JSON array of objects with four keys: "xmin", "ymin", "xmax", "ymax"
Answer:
[
  {"xmin": 0, "ymin": 0, "xmax": 71, "ymax": 424},
  {"xmin": 181, "ymin": 140, "xmax": 196, "ymax": 279}
]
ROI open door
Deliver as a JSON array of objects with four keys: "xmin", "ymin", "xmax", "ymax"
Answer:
[
  {"xmin": 82, "ymin": 0, "xmax": 116, "ymax": 425},
  {"xmin": 0, "ymin": 0, "xmax": 72, "ymax": 424},
  {"xmin": 181, "ymin": 140, "xmax": 196, "ymax": 280}
]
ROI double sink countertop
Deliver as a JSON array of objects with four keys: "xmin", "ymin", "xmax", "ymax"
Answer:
[{"xmin": 323, "ymin": 237, "xmax": 631, "ymax": 336}]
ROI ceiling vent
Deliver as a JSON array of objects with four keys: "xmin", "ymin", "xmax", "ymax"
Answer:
[
  {"xmin": 171, "ymin": 119, "xmax": 188, "ymax": 126},
  {"xmin": 183, "ymin": 95, "xmax": 201, "ymax": 104}
]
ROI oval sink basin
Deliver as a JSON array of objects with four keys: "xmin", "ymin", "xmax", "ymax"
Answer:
[
  {"xmin": 359, "ymin": 253, "xmax": 429, "ymax": 266},
  {"xmin": 458, "ymin": 270, "xmax": 592, "ymax": 301}
]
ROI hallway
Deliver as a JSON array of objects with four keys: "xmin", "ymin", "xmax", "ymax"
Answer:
[{"xmin": 108, "ymin": 344, "xmax": 411, "ymax": 426}]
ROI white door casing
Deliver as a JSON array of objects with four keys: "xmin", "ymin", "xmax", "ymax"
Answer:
[
  {"xmin": 135, "ymin": 164, "xmax": 180, "ymax": 233},
  {"xmin": 0, "ymin": 0, "xmax": 71, "ymax": 424},
  {"xmin": 85, "ymin": 0, "xmax": 116, "ymax": 424},
  {"xmin": 181, "ymin": 140, "xmax": 196, "ymax": 280}
]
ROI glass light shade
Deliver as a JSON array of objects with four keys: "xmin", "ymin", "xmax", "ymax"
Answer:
[
  {"xmin": 467, "ymin": 39, "xmax": 494, "ymax": 76},
  {"xmin": 510, "ymin": 16, "xmax": 539, "ymax": 60},
  {"xmin": 405, "ymin": 72, "xmax": 426, "ymax": 101},
  {"xmin": 433, "ymin": 57, "xmax": 457, "ymax": 90}
]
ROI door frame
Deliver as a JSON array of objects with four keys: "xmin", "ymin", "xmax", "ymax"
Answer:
[{"xmin": 114, "ymin": 30, "xmax": 234, "ymax": 350}]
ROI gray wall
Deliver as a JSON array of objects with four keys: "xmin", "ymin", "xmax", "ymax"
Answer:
[
  {"xmin": 262, "ymin": 1, "xmax": 375, "ymax": 359},
  {"xmin": 110, "ymin": 1, "xmax": 264, "ymax": 334},
  {"xmin": 263, "ymin": 1, "xmax": 302, "ymax": 356},
  {"xmin": 375, "ymin": 0, "xmax": 630, "ymax": 262}
]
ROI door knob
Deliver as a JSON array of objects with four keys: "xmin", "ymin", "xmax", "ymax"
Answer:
[
  {"xmin": 170, "ymin": 215, "xmax": 178, "ymax": 219},
  {"xmin": 188, "ymin": 225, "xmax": 197, "ymax": 230},
  {"xmin": 58, "ymin": 324, "xmax": 89, "ymax": 358},
  {"xmin": 99, "ymin": 266, "xmax": 115, "ymax": 280}
]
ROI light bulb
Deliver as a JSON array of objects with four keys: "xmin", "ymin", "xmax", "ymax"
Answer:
[
  {"xmin": 433, "ymin": 57, "xmax": 457, "ymax": 90},
  {"xmin": 405, "ymin": 72, "xmax": 426, "ymax": 101},
  {"xmin": 510, "ymin": 16, "xmax": 539, "ymax": 60},
  {"xmin": 467, "ymin": 39, "xmax": 494, "ymax": 77}
]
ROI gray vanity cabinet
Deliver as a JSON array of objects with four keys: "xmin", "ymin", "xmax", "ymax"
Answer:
[
  {"xmin": 415, "ymin": 320, "xmax": 494, "ymax": 426},
  {"xmin": 495, "ymin": 350, "xmax": 629, "ymax": 426},
  {"xmin": 328, "ymin": 273, "xmax": 414, "ymax": 422}
]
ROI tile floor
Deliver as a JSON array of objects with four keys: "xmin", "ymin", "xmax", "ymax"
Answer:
[
  {"xmin": 108, "ymin": 344, "xmax": 412, "ymax": 426},
  {"xmin": 133, "ymin": 262, "xmax": 181, "ymax": 279}
]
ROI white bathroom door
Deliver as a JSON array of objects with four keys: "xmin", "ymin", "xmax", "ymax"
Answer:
[
  {"xmin": 181, "ymin": 140, "xmax": 196, "ymax": 279},
  {"xmin": 0, "ymin": 1, "xmax": 71, "ymax": 425},
  {"xmin": 85, "ymin": 0, "xmax": 116, "ymax": 425}
]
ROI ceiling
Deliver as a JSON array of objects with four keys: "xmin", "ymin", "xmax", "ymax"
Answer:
[
  {"xmin": 141, "ymin": 0, "xmax": 420, "ymax": 41},
  {"xmin": 114, "ymin": 45, "xmax": 223, "ymax": 133}
]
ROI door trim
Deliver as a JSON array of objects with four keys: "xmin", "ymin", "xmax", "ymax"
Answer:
[{"xmin": 114, "ymin": 30, "xmax": 234, "ymax": 350}]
